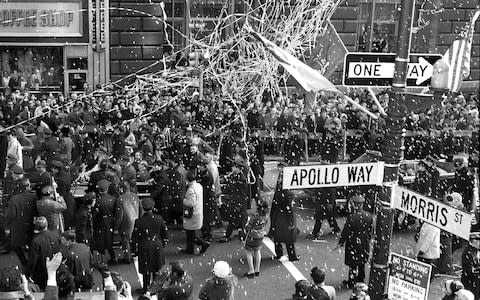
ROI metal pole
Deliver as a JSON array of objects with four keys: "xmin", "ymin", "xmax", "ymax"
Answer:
[{"xmin": 368, "ymin": 0, "xmax": 416, "ymax": 298}]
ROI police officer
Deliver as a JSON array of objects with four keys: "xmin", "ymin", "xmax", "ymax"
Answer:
[{"xmin": 337, "ymin": 195, "xmax": 373, "ymax": 288}]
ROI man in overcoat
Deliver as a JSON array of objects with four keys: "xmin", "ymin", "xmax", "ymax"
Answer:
[
  {"xmin": 91, "ymin": 179, "xmax": 122, "ymax": 264},
  {"xmin": 219, "ymin": 161, "xmax": 249, "ymax": 242},
  {"xmin": 27, "ymin": 216, "xmax": 61, "ymax": 290},
  {"xmin": 7, "ymin": 177, "xmax": 37, "ymax": 266},
  {"xmin": 461, "ymin": 232, "xmax": 480, "ymax": 300},
  {"xmin": 166, "ymin": 154, "xmax": 187, "ymax": 227},
  {"xmin": 269, "ymin": 165, "xmax": 300, "ymax": 261},
  {"xmin": 132, "ymin": 197, "xmax": 168, "ymax": 294},
  {"xmin": 337, "ymin": 195, "xmax": 373, "ymax": 288}
]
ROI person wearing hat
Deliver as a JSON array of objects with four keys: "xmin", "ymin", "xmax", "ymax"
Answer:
[
  {"xmin": 29, "ymin": 159, "xmax": 52, "ymax": 189},
  {"xmin": 197, "ymin": 154, "xmax": 220, "ymax": 243},
  {"xmin": 461, "ymin": 232, "xmax": 480, "ymax": 299},
  {"xmin": 337, "ymin": 195, "xmax": 373, "ymax": 288},
  {"xmin": 91, "ymin": 179, "xmax": 122, "ymax": 265},
  {"xmin": 219, "ymin": 160, "xmax": 249, "ymax": 243},
  {"xmin": 50, "ymin": 159, "xmax": 76, "ymax": 230},
  {"xmin": 6, "ymin": 178, "xmax": 37, "ymax": 267},
  {"xmin": 424, "ymin": 155, "xmax": 440, "ymax": 198},
  {"xmin": 37, "ymin": 126, "xmax": 60, "ymax": 166},
  {"xmin": 132, "ymin": 197, "xmax": 168, "ymax": 294},
  {"xmin": 2, "ymin": 165, "xmax": 25, "ymax": 207},
  {"xmin": 61, "ymin": 230, "xmax": 93, "ymax": 290},
  {"xmin": 26, "ymin": 216, "xmax": 61, "ymax": 290},
  {"xmin": 142, "ymin": 261, "xmax": 193, "ymax": 300},
  {"xmin": 36, "ymin": 183, "xmax": 67, "ymax": 234},
  {"xmin": 452, "ymin": 158, "xmax": 475, "ymax": 211},
  {"xmin": 87, "ymin": 158, "xmax": 109, "ymax": 193},
  {"xmin": 165, "ymin": 153, "xmax": 187, "ymax": 227},
  {"xmin": 199, "ymin": 261, "xmax": 237, "ymax": 300},
  {"xmin": 78, "ymin": 128, "xmax": 95, "ymax": 167},
  {"xmin": 269, "ymin": 165, "xmax": 300, "ymax": 262}
]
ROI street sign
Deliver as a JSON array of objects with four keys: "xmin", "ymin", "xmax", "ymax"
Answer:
[
  {"xmin": 282, "ymin": 162, "xmax": 384, "ymax": 190},
  {"xmin": 343, "ymin": 53, "xmax": 442, "ymax": 87},
  {"xmin": 388, "ymin": 253, "xmax": 432, "ymax": 300},
  {"xmin": 391, "ymin": 185, "xmax": 473, "ymax": 240}
]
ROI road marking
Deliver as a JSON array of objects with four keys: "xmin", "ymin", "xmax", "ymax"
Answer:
[{"xmin": 263, "ymin": 237, "xmax": 306, "ymax": 281}]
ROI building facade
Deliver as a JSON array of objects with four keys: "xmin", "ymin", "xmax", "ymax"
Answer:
[{"xmin": 0, "ymin": 0, "xmax": 110, "ymax": 95}]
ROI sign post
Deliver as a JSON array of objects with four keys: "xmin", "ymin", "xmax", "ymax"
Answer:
[
  {"xmin": 392, "ymin": 185, "xmax": 473, "ymax": 240},
  {"xmin": 388, "ymin": 253, "xmax": 432, "ymax": 300},
  {"xmin": 343, "ymin": 53, "xmax": 441, "ymax": 87}
]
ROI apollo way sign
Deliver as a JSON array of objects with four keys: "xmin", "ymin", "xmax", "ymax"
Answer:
[
  {"xmin": 392, "ymin": 185, "xmax": 473, "ymax": 240},
  {"xmin": 282, "ymin": 162, "xmax": 384, "ymax": 190},
  {"xmin": 343, "ymin": 53, "xmax": 442, "ymax": 87}
]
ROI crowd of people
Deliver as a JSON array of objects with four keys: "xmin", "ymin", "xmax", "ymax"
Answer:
[{"xmin": 0, "ymin": 82, "xmax": 478, "ymax": 300}]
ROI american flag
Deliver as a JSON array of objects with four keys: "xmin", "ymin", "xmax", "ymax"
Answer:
[{"xmin": 443, "ymin": 10, "xmax": 480, "ymax": 92}]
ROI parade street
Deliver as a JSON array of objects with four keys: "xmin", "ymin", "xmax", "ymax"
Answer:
[{"xmin": 1, "ymin": 161, "xmax": 454, "ymax": 300}]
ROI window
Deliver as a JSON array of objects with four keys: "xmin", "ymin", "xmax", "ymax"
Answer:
[
  {"xmin": 0, "ymin": 46, "xmax": 64, "ymax": 91},
  {"xmin": 357, "ymin": 0, "xmax": 400, "ymax": 52}
]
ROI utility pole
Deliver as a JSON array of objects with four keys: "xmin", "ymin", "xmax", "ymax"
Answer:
[{"xmin": 368, "ymin": 0, "xmax": 416, "ymax": 298}]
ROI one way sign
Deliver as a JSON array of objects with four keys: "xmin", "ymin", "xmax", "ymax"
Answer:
[{"xmin": 343, "ymin": 53, "xmax": 442, "ymax": 87}]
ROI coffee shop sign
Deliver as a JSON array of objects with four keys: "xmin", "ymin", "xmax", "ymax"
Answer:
[{"xmin": 0, "ymin": 2, "xmax": 82, "ymax": 37}]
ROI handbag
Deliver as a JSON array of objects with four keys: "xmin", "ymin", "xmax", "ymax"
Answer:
[{"xmin": 183, "ymin": 205, "xmax": 193, "ymax": 219}]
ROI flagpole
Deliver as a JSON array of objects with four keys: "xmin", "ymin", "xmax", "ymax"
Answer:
[{"xmin": 368, "ymin": 0, "xmax": 416, "ymax": 298}]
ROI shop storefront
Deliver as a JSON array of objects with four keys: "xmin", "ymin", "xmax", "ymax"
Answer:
[{"xmin": 0, "ymin": 0, "xmax": 109, "ymax": 95}]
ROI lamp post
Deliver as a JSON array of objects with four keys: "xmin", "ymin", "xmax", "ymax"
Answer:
[
  {"xmin": 368, "ymin": 0, "xmax": 415, "ymax": 298},
  {"xmin": 188, "ymin": 50, "xmax": 210, "ymax": 100}
]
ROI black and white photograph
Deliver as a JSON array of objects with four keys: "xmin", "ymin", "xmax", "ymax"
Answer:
[{"xmin": 0, "ymin": 0, "xmax": 479, "ymax": 299}]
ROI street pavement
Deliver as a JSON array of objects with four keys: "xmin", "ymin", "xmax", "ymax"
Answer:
[{"xmin": 0, "ymin": 161, "xmax": 464, "ymax": 299}]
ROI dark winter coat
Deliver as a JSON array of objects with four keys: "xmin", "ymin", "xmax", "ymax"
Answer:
[
  {"xmin": 167, "ymin": 164, "xmax": 187, "ymax": 213},
  {"xmin": 27, "ymin": 230, "xmax": 61, "ymax": 290},
  {"xmin": 157, "ymin": 274, "xmax": 194, "ymax": 300},
  {"xmin": 412, "ymin": 170, "xmax": 432, "ymax": 196},
  {"xmin": 222, "ymin": 171, "xmax": 248, "ymax": 228},
  {"xmin": 75, "ymin": 205, "xmax": 93, "ymax": 244},
  {"xmin": 6, "ymin": 191, "xmax": 37, "ymax": 247},
  {"xmin": 199, "ymin": 275, "xmax": 237, "ymax": 300},
  {"xmin": 132, "ymin": 211, "xmax": 168, "ymax": 274},
  {"xmin": 151, "ymin": 170, "xmax": 172, "ymax": 216},
  {"xmin": 91, "ymin": 192, "xmax": 122, "ymax": 252},
  {"xmin": 339, "ymin": 209, "xmax": 373, "ymax": 266},
  {"xmin": 270, "ymin": 171, "xmax": 298, "ymax": 244},
  {"xmin": 453, "ymin": 167, "xmax": 474, "ymax": 209},
  {"xmin": 199, "ymin": 170, "xmax": 220, "ymax": 228},
  {"xmin": 461, "ymin": 245, "xmax": 480, "ymax": 300}
]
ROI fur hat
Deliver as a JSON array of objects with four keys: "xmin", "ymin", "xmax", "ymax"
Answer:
[{"xmin": 213, "ymin": 261, "xmax": 231, "ymax": 278}]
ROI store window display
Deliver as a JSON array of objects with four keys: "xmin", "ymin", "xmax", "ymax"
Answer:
[{"xmin": 0, "ymin": 47, "xmax": 63, "ymax": 91}]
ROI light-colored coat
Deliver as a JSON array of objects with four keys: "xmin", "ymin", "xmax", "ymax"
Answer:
[
  {"xmin": 183, "ymin": 181, "xmax": 203, "ymax": 230},
  {"xmin": 416, "ymin": 222, "xmax": 441, "ymax": 259}
]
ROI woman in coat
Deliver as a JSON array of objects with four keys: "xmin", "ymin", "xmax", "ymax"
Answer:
[
  {"xmin": 269, "ymin": 166, "xmax": 300, "ymax": 261},
  {"xmin": 182, "ymin": 169, "xmax": 209, "ymax": 255}
]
